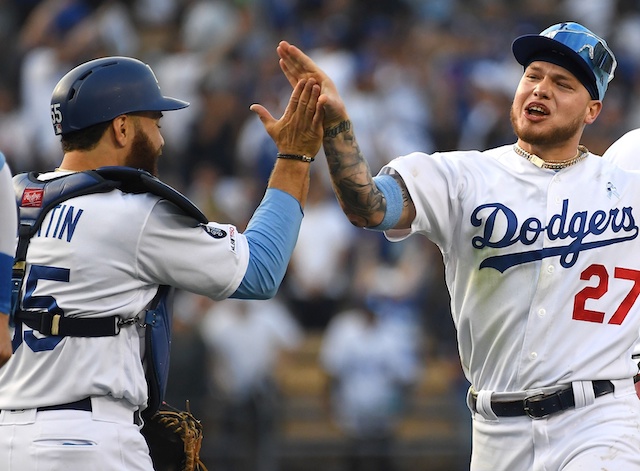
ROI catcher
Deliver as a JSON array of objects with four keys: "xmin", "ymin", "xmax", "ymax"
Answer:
[{"xmin": 0, "ymin": 56, "xmax": 323, "ymax": 471}]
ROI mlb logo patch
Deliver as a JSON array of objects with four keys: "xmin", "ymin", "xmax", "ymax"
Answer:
[{"xmin": 22, "ymin": 188, "xmax": 43, "ymax": 207}]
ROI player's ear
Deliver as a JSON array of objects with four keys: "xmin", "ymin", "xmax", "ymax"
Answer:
[
  {"xmin": 585, "ymin": 100, "xmax": 602, "ymax": 125},
  {"xmin": 110, "ymin": 115, "xmax": 131, "ymax": 147}
]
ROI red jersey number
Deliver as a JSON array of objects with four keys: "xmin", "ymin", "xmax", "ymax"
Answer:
[{"xmin": 573, "ymin": 264, "xmax": 640, "ymax": 325}]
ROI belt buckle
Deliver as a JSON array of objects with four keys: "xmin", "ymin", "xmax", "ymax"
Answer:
[{"xmin": 523, "ymin": 393, "xmax": 551, "ymax": 420}]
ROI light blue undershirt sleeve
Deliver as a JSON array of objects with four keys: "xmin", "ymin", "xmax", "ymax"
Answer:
[
  {"xmin": 367, "ymin": 174, "xmax": 403, "ymax": 231},
  {"xmin": 231, "ymin": 188, "xmax": 303, "ymax": 299}
]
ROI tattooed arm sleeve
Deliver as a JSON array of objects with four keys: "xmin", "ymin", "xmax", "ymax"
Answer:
[{"xmin": 322, "ymin": 119, "xmax": 415, "ymax": 229}]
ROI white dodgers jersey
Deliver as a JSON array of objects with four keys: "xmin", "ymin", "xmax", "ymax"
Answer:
[
  {"xmin": 0, "ymin": 171, "xmax": 249, "ymax": 410},
  {"xmin": 383, "ymin": 145, "xmax": 640, "ymax": 394}
]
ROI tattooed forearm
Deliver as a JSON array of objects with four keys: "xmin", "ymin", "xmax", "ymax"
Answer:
[
  {"xmin": 324, "ymin": 120, "xmax": 351, "ymax": 138},
  {"xmin": 322, "ymin": 120, "xmax": 385, "ymax": 227}
]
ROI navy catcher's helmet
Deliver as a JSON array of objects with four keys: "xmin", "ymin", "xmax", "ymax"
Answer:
[{"xmin": 50, "ymin": 56, "xmax": 189, "ymax": 135}]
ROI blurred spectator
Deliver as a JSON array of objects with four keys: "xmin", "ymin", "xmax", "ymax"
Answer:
[
  {"xmin": 457, "ymin": 59, "xmax": 519, "ymax": 151},
  {"xmin": 151, "ymin": 0, "xmax": 252, "ymax": 169},
  {"xmin": 351, "ymin": 230, "xmax": 435, "ymax": 350},
  {"xmin": 132, "ymin": 0, "xmax": 178, "ymax": 29},
  {"xmin": 164, "ymin": 291, "xmax": 210, "ymax": 421},
  {"xmin": 0, "ymin": 83, "xmax": 31, "ymax": 172},
  {"xmin": 17, "ymin": 0, "xmax": 98, "ymax": 170},
  {"xmin": 201, "ymin": 296, "xmax": 304, "ymax": 471},
  {"xmin": 235, "ymin": 51, "xmax": 291, "ymax": 184},
  {"xmin": 181, "ymin": 68, "xmax": 245, "ymax": 184},
  {"xmin": 320, "ymin": 297, "xmax": 420, "ymax": 471},
  {"xmin": 561, "ymin": 0, "xmax": 616, "ymax": 37},
  {"xmin": 284, "ymin": 170, "xmax": 357, "ymax": 329},
  {"xmin": 16, "ymin": 0, "xmax": 140, "ymax": 171},
  {"xmin": 0, "ymin": 1, "xmax": 22, "ymax": 95}
]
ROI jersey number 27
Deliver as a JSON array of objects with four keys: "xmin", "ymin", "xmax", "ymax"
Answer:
[{"xmin": 573, "ymin": 264, "xmax": 640, "ymax": 325}]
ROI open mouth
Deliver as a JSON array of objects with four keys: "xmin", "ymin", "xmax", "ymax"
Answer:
[{"xmin": 526, "ymin": 105, "xmax": 548, "ymax": 116}]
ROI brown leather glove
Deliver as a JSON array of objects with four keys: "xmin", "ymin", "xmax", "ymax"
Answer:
[{"xmin": 141, "ymin": 401, "xmax": 207, "ymax": 471}]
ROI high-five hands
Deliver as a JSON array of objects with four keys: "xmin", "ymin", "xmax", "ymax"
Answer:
[
  {"xmin": 250, "ymin": 77, "xmax": 324, "ymax": 158},
  {"xmin": 276, "ymin": 41, "xmax": 348, "ymax": 129}
]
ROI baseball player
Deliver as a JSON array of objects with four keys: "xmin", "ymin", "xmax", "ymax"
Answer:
[
  {"xmin": 602, "ymin": 129, "xmax": 640, "ymax": 399},
  {"xmin": 0, "ymin": 56, "xmax": 323, "ymax": 471},
  {"xmin": 0, "ymin": 152, "xmax": 16, "ymax": 369},
  {"xmin": 276, "ymin": 22, "xmax": 640, "ymax": 470}
]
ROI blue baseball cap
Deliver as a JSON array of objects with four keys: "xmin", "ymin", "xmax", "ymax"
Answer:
[{"xmin": 512, "ymin": 22, "xmax": 616, "ymax": 100}]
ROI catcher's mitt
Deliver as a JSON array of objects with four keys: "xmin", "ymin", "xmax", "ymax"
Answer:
[{"xmin": 141, "ymin": 401, "xmax": 208, "ymax": 471}]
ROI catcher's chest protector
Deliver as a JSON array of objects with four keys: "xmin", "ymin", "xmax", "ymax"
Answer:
[{"xmin": 11, "ymin": 166, "xmax": 208, "ymax": 416}]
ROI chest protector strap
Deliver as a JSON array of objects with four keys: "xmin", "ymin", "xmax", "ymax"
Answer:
[{"xmin": 11, "ymin": 166, "xmax": 207, "ymax": 330}]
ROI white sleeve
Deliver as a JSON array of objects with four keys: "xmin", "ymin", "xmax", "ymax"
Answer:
[
  {"xmin": 136, "ymin": 199, "xmax": 249, "ymax": 300},
  {"xmin": 602, "ymin": 129, "xmax": 640, "ymax": 170},
  {"xmin": 382, "ymin": 151, "xmax": 463, "ymax": 252}
]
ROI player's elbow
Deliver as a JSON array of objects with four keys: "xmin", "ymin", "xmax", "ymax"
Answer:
[
  {"xmin": 244, "ymin": 269, "xmax": 280, "ymax": 299},
  {"xmin": 231, "ymin": 255, "xmax": 283, "ymax": 300},
  {"xmin": 343, "ymin": 210, "xmax": 383, "ymax": 229},
  {"xmin": 230, "ymin": 280, "xmax": 279, "ymax": 300},
  {"xmin": 347, "ymin": 214, "xmax": 368, "ymax": 228},
  {"xmin": 253, "ymin": 287, "xmax": 277, "ymax": 300},
  {"xmin": 253, "ymin": 272, "xmax": 280, "ymax": 299}
]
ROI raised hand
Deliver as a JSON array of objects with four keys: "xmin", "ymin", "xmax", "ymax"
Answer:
[
  {"xmin": 250, "ymin": 77, "xmax": 324, "ymax": 158},
  {"xmin": 276, "ymin": 41, "xmax": 348, "ymax": 128},
  {"xmin": 249, "ymin": 78, "xmax": 324, "ymax": 206}
]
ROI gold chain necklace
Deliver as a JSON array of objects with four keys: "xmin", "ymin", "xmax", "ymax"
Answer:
[{"xmin": 513, "ymin": 143, "xmax": 588, "ymax": 170}]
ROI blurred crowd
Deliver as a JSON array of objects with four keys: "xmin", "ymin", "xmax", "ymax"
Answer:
[{"xmin": 4, "ymin": 0, "xmax": 640, "ymax": 468}]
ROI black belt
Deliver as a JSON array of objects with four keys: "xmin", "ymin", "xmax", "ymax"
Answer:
[
  {"xmin": 471, "ymin": 380, "xmax": 614, "ymax": 419},
  {"xmin": 35, "ymin": 398, "xmax": 142, "ymax": 425},
  {"xmin": 37, "ymin": 397, "xmax": 92, "ymax": 412}
]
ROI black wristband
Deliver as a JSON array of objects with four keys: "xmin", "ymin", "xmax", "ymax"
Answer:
[{"xmin": 276, "ymin": 153, "xmax": 314, "ymax": 162}]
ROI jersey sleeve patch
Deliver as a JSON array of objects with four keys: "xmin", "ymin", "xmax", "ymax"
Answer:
[
  {"xmin": 201, "ymin": 224, "xmax": 227, "ymax": 239},
  {"xmin": 201, "ymin": 223, "xmax": 237, "ymax": 254}
]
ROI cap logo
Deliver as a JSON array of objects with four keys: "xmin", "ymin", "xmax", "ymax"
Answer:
[{"xmin": 577, "ymin": 44, "xmax": 595, "ymax": 60}]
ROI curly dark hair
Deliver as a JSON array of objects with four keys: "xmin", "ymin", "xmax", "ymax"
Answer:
[{"xmin": 60, "ymin": 121, "xmax": 111, "ymax": 152}]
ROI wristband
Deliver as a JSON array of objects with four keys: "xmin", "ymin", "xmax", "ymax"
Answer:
[
  {"xmin": 368, "ymin": 174, "xmax": 403, "ymax": 231},
  {"xmin": 276, "ymin": 153, "xmax": 314, "ymax": 163}
]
